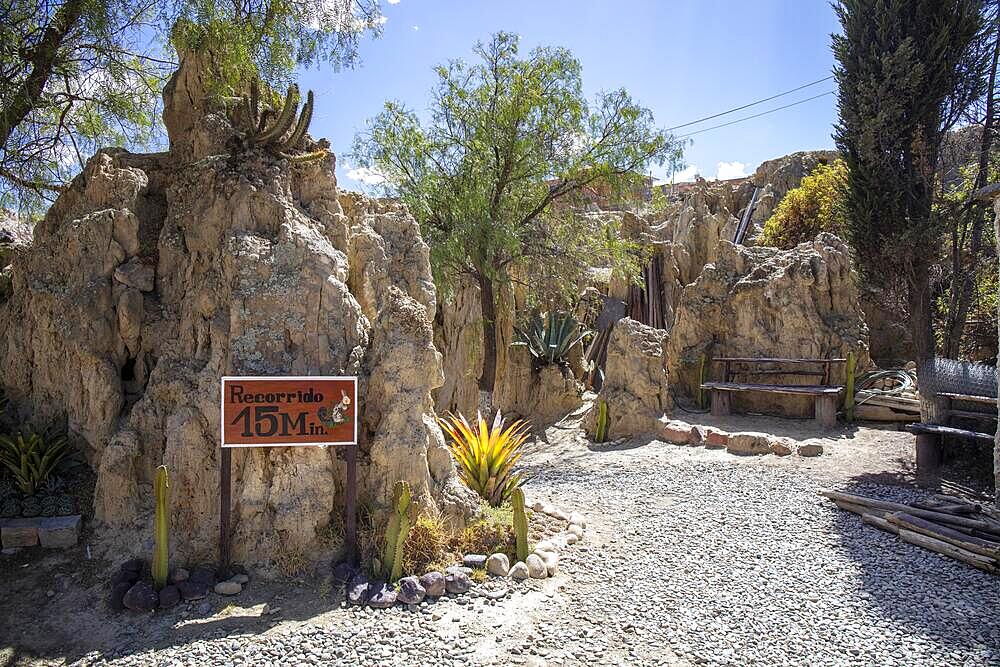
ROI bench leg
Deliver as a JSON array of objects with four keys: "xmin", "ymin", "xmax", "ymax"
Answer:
[
  {"xmin": 815, "ymin": 394, "xmax": 837, "ymax": 429},
  {"xmin": 710, "ymin": 390, "xmax": 731, "ymax": 417},
  {"xmin": 915, "ymin": 433, "xmax": 942, "ymax": 474}
]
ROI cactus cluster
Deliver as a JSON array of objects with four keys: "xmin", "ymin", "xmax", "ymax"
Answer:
[
  {"xmin": 152, "ymin": 465, "xmax": 170, "ymax": 590},
  {"xmin": 377, "ymin": 480, "xmax": 411, "ymax": 583},
  {"xmin": 230, "ymin": 78, "xmax": 328, "ymax": 164},
  {"xmin": 511, "ymin": 487, "xmax": 528, "ymax": 563}
]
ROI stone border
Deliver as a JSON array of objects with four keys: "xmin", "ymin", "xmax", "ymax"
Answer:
[
  {"xmin": 661, "ymin": 419, "xmax": 823, "ymax": 457},
  {"xmin": 0, "ymin": 514, "xmax": 82, "ymax": 549}
]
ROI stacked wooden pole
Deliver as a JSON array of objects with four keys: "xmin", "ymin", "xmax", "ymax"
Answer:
[{"xmin": 820, "ymin": 489, "xmax": 1000, "ymax": 573}]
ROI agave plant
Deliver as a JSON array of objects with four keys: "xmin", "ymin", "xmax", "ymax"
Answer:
[
  {"xmin": 0, "ymin": 432, "xmax": 70, "ymax": 496},
  {"xmin": 438, "ymin": 411, "xmax": 530, "ymax": 508},
  {"xmin": 513, "ymin": 311, "xmax": 588, "ymax": 366}
]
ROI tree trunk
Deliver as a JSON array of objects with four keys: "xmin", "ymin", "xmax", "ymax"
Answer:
[
  {"xmin": 0, "ymin": 0, "xmax": 85, "ymax": 152},
  {"xmin": 909, "ymin": 263, "xmax": 936, "ymax": 367},
  {"xmin": 477, "ymin": 271, "xmax": 497, "ymax": 415}
]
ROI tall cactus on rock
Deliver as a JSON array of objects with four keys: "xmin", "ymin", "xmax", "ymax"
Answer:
[
  {"xmin": 230, "ymin": 77, "xmax": 327, "ymax": 163},
  {"xmin": 152, "ymin": 465, "xmax": 170, "ymax": 590},
  {"xmin": 512, "ymin": 487, "xmax": 529, "ymax": 563},
  {"xmin": 379, "ymin": 481, "xmax": 411, "ymax": 583}
]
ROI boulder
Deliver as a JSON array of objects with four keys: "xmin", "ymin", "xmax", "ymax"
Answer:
[
  {"xmin": 769, "ymin": 439, "xmax": 794, "ymax": 456},
  {"xmin": 419, "ymin": 571, "xmax": 446, "ymax": 597},
  {"xmin": 726, "ymin": 432, "xmax": 772, "ymax": 456},
  {"xmin": 445, "ymin": 571, "xmax": 471, "ymax": 594},
  {"xmin": 586, "ymin": 318, "xmax": 670, "ymax": 439},
  {"xmin": 347, "ymin": 573, "xmax": 373, "ymax": 606},
  {"xmin": 367, "ymin": 583, "xmax": 397, "ymax": 609},
  {"xmin": 798, "ymin": 442, "xmax": 824, "ymax": 457},
  {"xmin": 664, "ymin": 235, "xmax": 870, "ymax": 418},
  {"xmin": 158, "ymin": 584, "xmax": 180, "ymax": 609},
  {"xmin": 462, "ymin": 554, "xmax": 487, "ymax": 569},
  {"xmin": 509, "ymin": 562, "xmax": 530, "ymax": 580},
  {"xmin": 108, "ymin": 581, "xmax": 132, "ymax": 611},
  {"xmin": 214, "ymin": 580, "xmax": 242, "ymax": 596},
  {"xmin": 0, "ymin": 52, "xmax": 476, "ymax": 569},
  {"xmin": 525, "ymin": 554, "xmax": 547, "ymax": 579},
  {"xmin": 486, "ymin": 553, "xmax": 510, "ymax": 577},
  {"xmin": 177, "ymin": 581, "xmax": 208, "ymax": 601},
  {"xmin": 122, "ymin": 581, "xmax": 158, "ymax": 613},
  {"xmin": 396, "ymin": 576, "xmax": 426, "ymax": 604}
]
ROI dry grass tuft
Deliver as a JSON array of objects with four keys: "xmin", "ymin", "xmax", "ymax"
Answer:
[
  {"xmin": 452, "ymin": 502, "xmax": 516, "ymax": 560},
  {"xmin": 402, "ymin": 508, "xmax": 453, "ymax": 576}
]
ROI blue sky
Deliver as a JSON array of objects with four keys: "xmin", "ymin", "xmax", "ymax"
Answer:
[{"xmin": 297, "ymin": 0, "xmax": 842, "ymax": 190}]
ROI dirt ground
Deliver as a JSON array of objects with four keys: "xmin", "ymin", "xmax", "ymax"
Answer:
[{"xmin": 1, "ymin": 411, "xmax": 996, "ymax": 666}]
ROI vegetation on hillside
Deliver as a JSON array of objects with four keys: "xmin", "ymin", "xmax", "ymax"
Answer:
[
  {"xmin": 758, "ymin": 159, "xmax": 848, "ymax": 249},
  {"xmin": 353, "ymin": 32, "xmax": 682, "ymax": 404}
]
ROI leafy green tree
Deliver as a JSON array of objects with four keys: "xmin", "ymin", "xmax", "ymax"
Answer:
[
  {"xmin": 352, "ymin": 32, "xmax": 682, "ymax": 407},
  {"xmin": 1, "ymin": 0, "xmax": 382, "ymax": 211},
  {"xmin": 758, "ymin": 159, "xmax": 848, "ymax": 249},
  {"xmin": 833, "ymin": 0, "xmax": 989, "ymax": 364}
]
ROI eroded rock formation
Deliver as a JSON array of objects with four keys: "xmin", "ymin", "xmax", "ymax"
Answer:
[
  {"xmin": 0, "ymin": 52, "xmax": 474, "ymax": 569},
  {"xmin": 664, "ymin": 233, "xmax": 871, "ymax": 417}
]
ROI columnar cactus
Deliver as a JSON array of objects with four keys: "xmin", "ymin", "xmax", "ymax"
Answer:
[
  {"xmin": 512, "ymin": 487, "xmax": 528, "ymax": 563},
  {"xmin": 595, "ymin": 400, "xmax": 609, "ymax": 443},
  {"xmin": 152, "ymin": 465, "xmax": 170, "ymax": 590},
  {"xmin": 381, "ymin": 481, "xmax": 411, "ymax": 583}
]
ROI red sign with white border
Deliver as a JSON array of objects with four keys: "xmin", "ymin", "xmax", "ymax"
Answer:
[{"xmin": 220, "ymin": 376, "xmax": 358, "ymax": 448}]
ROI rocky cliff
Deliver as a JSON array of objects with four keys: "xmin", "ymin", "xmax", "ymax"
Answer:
[{"xmin": 0, "ymin": 52, "xmax": 474, "ymax": 570}]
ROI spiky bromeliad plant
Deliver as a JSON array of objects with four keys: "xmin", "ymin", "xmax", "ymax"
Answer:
[
  {"xmin": 438, "ymin": 411, "xmax": 530, "ymax": 508},
  {"xmin": 513, "ymin": 311, "xmax": 588, "ymax": 366},
  {"xmin": 0, "ymin": 432, "xmax": 69, "ymax": 496}
]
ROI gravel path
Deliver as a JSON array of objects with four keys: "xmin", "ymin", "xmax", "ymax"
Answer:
[{"xmin": 10, "ymin": 416, "xmax": 1000, "ymax": 666}]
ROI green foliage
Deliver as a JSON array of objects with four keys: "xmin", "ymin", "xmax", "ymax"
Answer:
[
  {"xmin": 832, "ymin": 0, "xmax": 986, "ymax": 278},
  {"xmin": 438, "ymin": 411, "xmax": 531, "ymax": 508},
  {"xmin": 376, "ymin": 481, "xmax": 411, "ymax": 583},
  {"xmin": 758, "ymin": 159, "xmax": 848, "ymax": 249},
  {"xmin": 1, "ymin": 0, "xmax": 381, "ymax": 210},
  {"xmin": 152, "ymin": 465, "xmax": 170, "ymax": 590},
  {"xmin": 512, "ymin": 311, "xmax": 588, "ymax": 366},
  {"xmin": 511, "ymin": 487, "xmax": 528, "ymax": 563},
  {"xmin": 0, "ymin": 432, "xmax": 69, "ymax": 496},
  {"xmin": 832, "ymin": 0, "xmax": 988, "ymax": 361},
  {"xmin": 353, "ymin": 32, "xmax": 682, "ymax": 391}
]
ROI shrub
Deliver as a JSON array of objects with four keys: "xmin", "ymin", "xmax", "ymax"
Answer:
[
  {"xmin": 758, "ymin": 159, "xmax": 848, "ymax": 249},
  {"xmin": 402, "ymin": 511, "xmax": 451, "ymax": 576},
  {"xmin": 438, "ymin": 411, "xmax": 530, "ymax": 507},
  {"xmin": 512, "ymin": 311, "xmax": 588, "ymax": 366},
  {"xmin": 0, "ymin": 432, "xmax": 70, "ymax": 496}
]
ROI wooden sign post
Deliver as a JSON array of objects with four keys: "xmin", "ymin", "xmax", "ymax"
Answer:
[{"xmin": 219, "ymin": 376, "xmax": 359, "ymax": 569}]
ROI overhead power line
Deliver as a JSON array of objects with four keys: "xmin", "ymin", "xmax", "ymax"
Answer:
[
  {"xmin": 666, "ymin": 75, "xmax": 834, "ymax": 132},
  {"xmin": 677, "ymin": 91, "xmax": 835, "ymax": 138}
]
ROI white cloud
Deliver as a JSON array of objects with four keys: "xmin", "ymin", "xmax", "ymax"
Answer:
[
  {"xmin": 412, "ymin": 24, "xmax": 420, "ymax": 31},
  {"xmin": 346, "ymin": 165, "xmax": 388, "ymax": 186},
  {"xmin": 387, "ymin": 0, "xmax": 400, "ymax": 4},
  {"xmin": 670, "ymin": 165, "xmax": 700, "ymax": 183},
  {"xmin": 715, "ymin": 161, "xmax": 748, "ymax": 180}
]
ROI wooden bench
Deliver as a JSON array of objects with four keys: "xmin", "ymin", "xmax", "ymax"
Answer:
[
  {"xmin": 701, "ymin": 357, "xmax": 847, "ymax": 429},
  {"xmin": 906, "ymin": 391, "xmax": 997, "ymax": 474}
]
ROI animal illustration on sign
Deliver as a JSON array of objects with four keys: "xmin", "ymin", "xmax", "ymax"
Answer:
[{"xmin": 317, "ymin": 391, "xmax": 352, "ymax": 428}]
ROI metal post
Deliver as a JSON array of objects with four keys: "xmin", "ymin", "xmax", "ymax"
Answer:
[
  {"xmin": 344, "ymin": 445, "xmax": 358, "ymax": 565},
  {"xmin": 219, "ymin": 447, "xmax": 232, "ymax": 571}
]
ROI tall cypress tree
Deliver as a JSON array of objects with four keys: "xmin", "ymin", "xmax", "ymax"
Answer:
[{"xmin": 832, "ymin": 0, "xmax": 987, "ymax": 364}]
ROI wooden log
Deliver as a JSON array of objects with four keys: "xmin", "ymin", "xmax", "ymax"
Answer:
[
  {"xmin": 815, "ymin": 394, "xmax": 838, "ymax": 429},
  {"xmin": 886, "ymin": 512, "xmax": 1000, "ymax": 559},
  {"xmin": 911, "ymin": 501, "xmax": 977, "ymax": 515},
  {"xmin": 833, "ymin": 500, "xmax": 888, "ymax": 518},
  {"xmin": 897, "ymin": 528, "xmax": 997, "ymax": 573},
  {"xmin": 861, "ymin": 513, "xmax": 899, "ymax": 534},
  {"xmin": 710, "ymin": 389, "xmax": 731, "ymax": 417},
  {"xmin": 818, "ymin": 490, "xmax": 993, "ymax": 531},
  {"xmin": 932, "ymin": 493, "xmax": 982, "ymax": 511}
]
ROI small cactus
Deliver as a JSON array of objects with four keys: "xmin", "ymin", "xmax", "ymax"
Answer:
[
  {"xmin": 152, "ymin": 465, "xmax": 170, "ymax": 590},
  {"xmin": 512, "ymin": 487, "xmax": 528, "ymax": 563},
  {"xmin": 380, "ymin": 481, "xmax": 411, "ymax": 583},
  {"xmin": 595, "ymin": 400, "xmax": 609, "ymax": 443}
]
